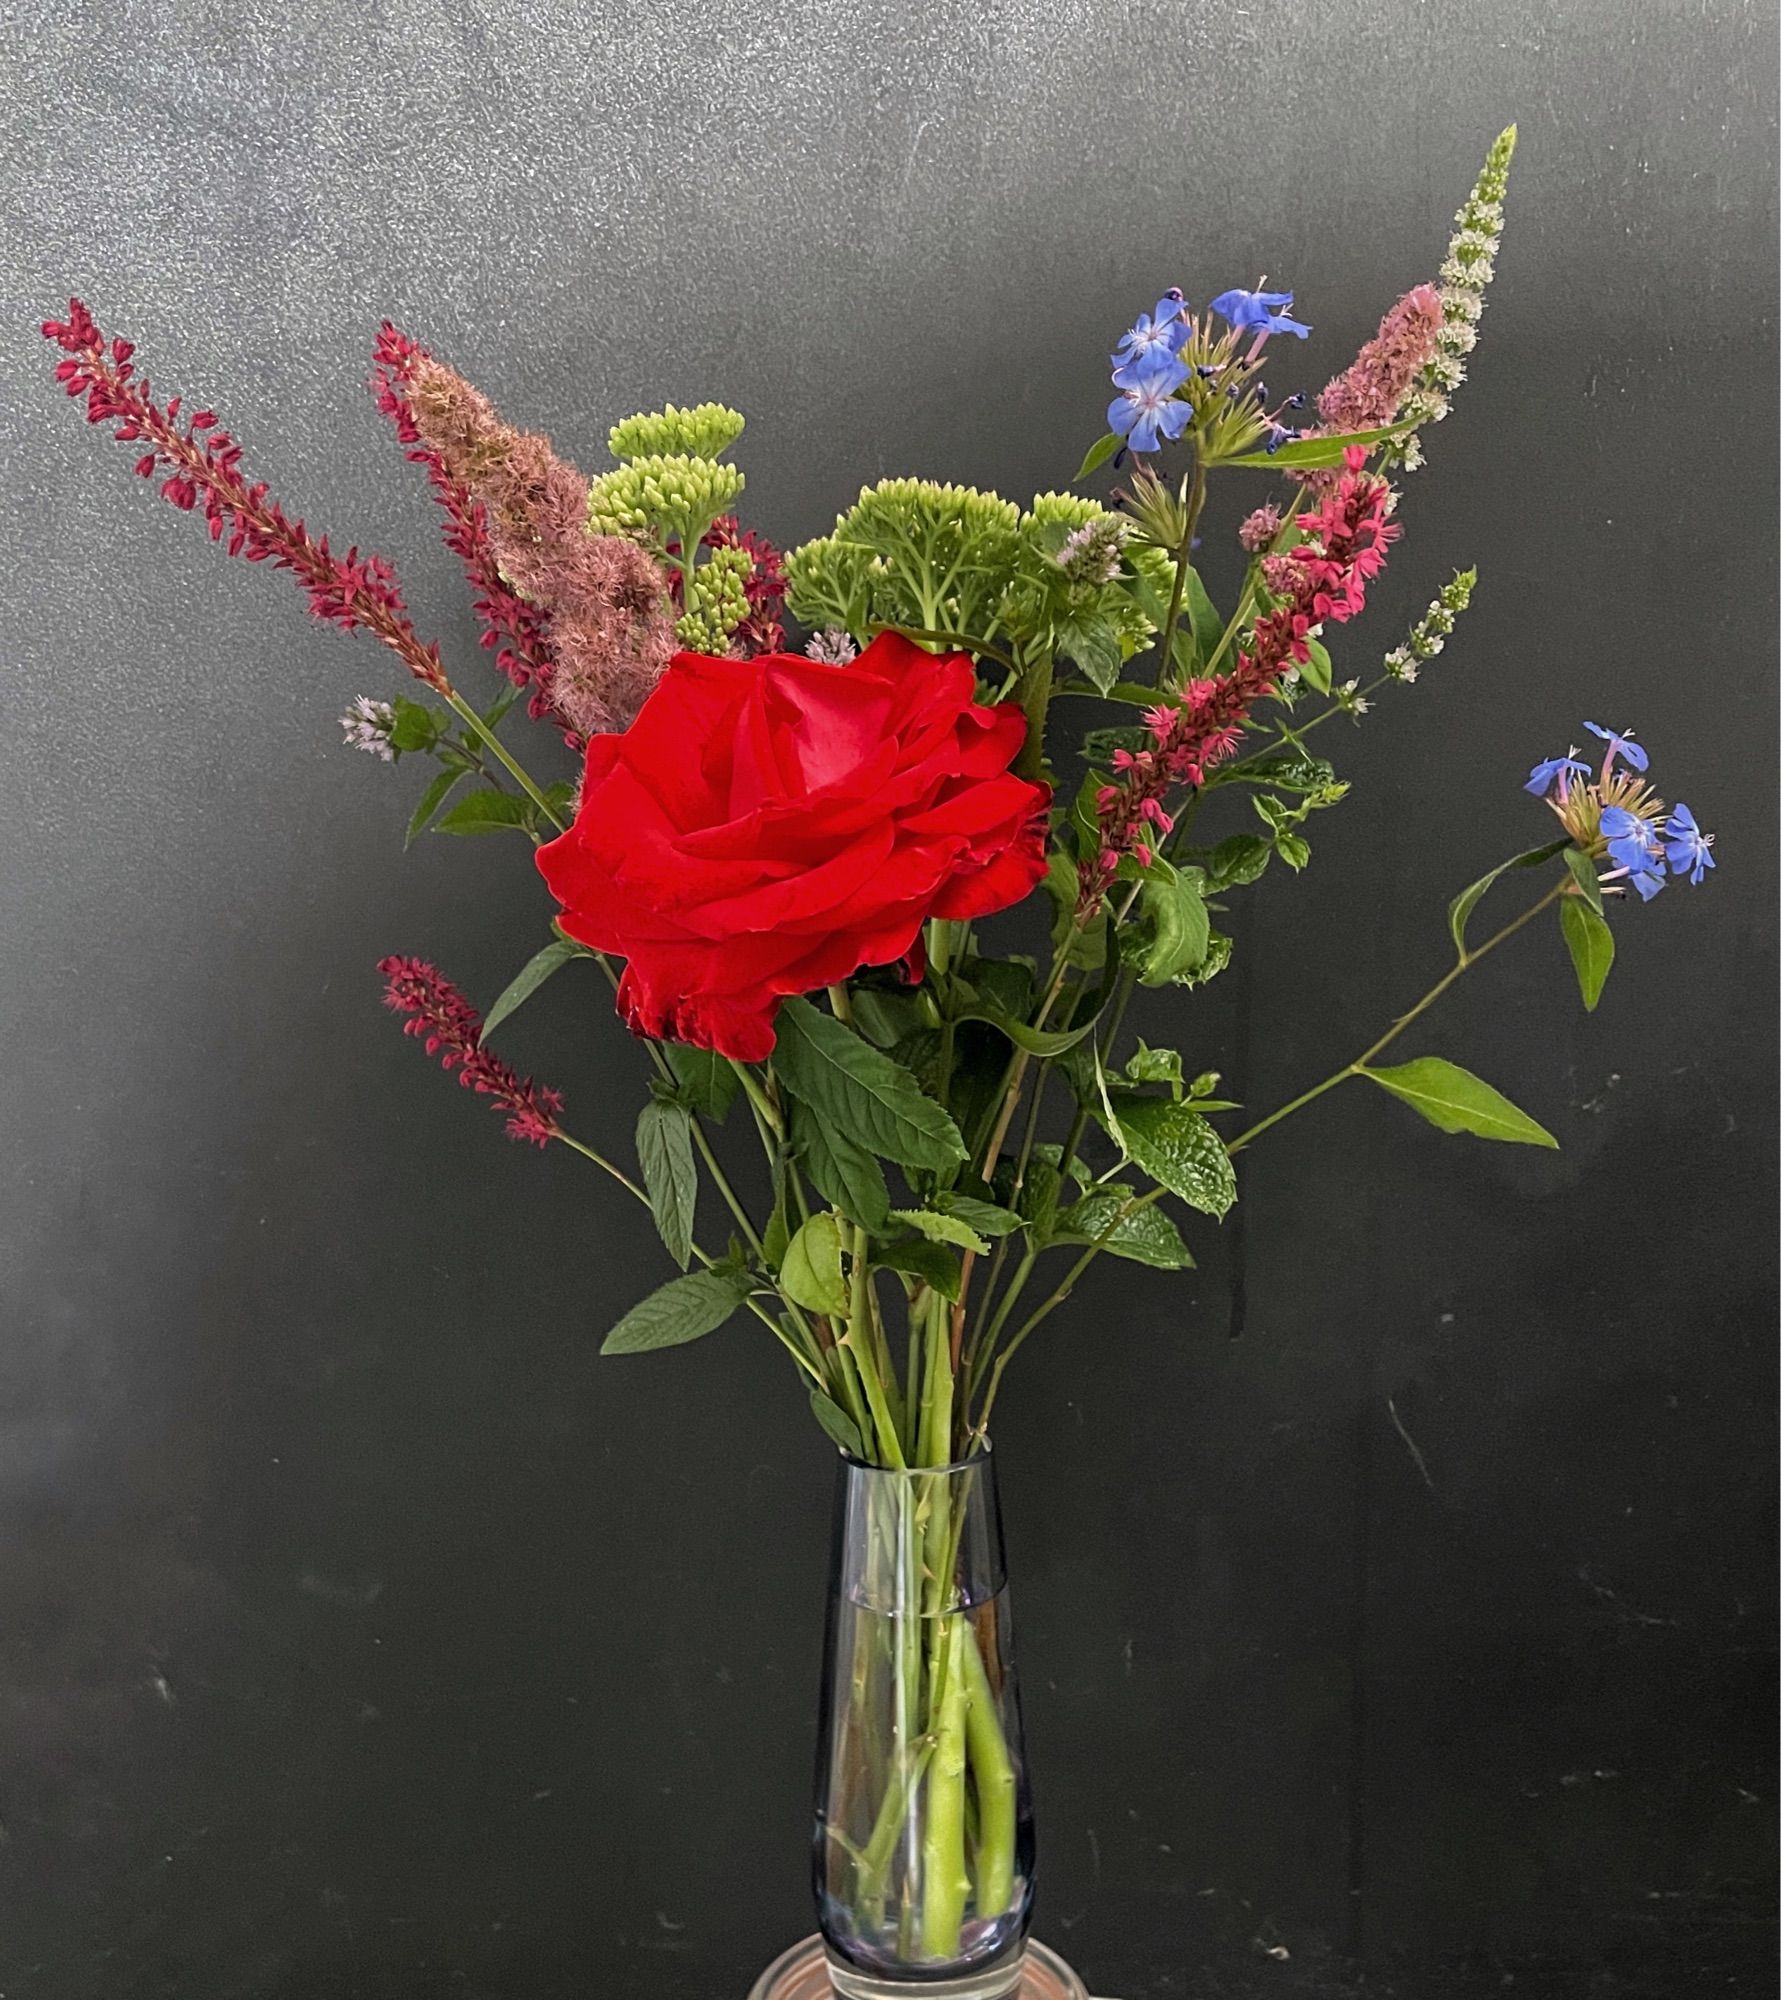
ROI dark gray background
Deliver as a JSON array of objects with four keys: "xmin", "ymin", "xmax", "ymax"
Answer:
[{"xmin": 2, "ymin": 3, "xmax": 1776, "ymax": 1995}]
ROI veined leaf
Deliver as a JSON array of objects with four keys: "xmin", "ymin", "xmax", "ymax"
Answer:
[
  {"xmin": 936, "ymin": 1194, "xmax": 1024, "ymax": 1238},
  {"xmin": 791, "ymin": 1099, "xmax": 891, "ymax": 1233},
  {"xmin": 1053, "ymin": 1187, "xmax": 1196, "ymax": 1270},
  {"xmin": 780, "ymin": 1213, "xmax": 849, "ymax": 1317},
  {"xmin": 808, "ymin": 1388, "xmax": 865, "ymax": 1459},
  {"xmin": 1361, "ymin": 1057, "xmax": 1558, "ymax": 1148},
  {"xmin": 1563, "ymin": 846, "xmax": 1605, "ymax": 914},
  {"xmin": 889, "ymin": 1207, "xmax": 990, "ymax": 1256},
  {"xmin": 1217, "ymin": 422, "xmax": 1412, "ymax": 471},
  {"xmin": 636, "ymin": 1099, "xmax": 698, "ymax": 1270},
  {"xmin": 1106, "ymin": 1094, "xmax": 1237, "ymax": 1218},
  {"xmin": 773, "ymin": 998, "xmax": 965, "ymax": 1170},
  {"xmin": 433, "ymin": 788, "xmax": 532, "ymax": 836},
  {"xmin": 1297, "ymin": 639, "xmax": 1333, "ymax": 695},
  {"xmin": 1133, "ymin": 864, "xmax": 1211, "ymax": 986},
  {"xmin": 601, "ymin": 1268, "xmax": 751, "ymax": 1354},
  {"xmin": 1559, "ymin": 897, "xmax": 1615, "ymax": 1011},
  {"xmin": 664, "ymin": 1044, "xmax": 741, "ymax": 1119},
  {"xmin": 1448, "ymin": 840, "xmax": 1569, "ymax": 954},
  {"xmin": 405, "ymin": 767, "xmax": 466, "ymax": 847},
  {"xmin": 483, "ymin": 938, "xmax": 587, "ymax": 1042},
  {"xmin": 873, "ymin": 1235, "xmax": 961, "ymax": 1301}
]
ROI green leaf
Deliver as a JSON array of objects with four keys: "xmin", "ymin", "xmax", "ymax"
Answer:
[
  {"xmin": 1106, "ymin": 1095, "xmax": 1238, "ymax": 1218},
  {"xmin": 1124, "ymin": 1042, "xmax": 1183, "ymax": 1088},
  {"xmin": 1559, "ymin": 897, "xmax": 1615, "ymax": 1012},
  {"xmin": 1177, "ymin": 931, "xmax": 1233, "ymax": 988},
  {"xmin": 808, "ymin": 1388, "xmax": 865, "ymax": 1459},
  {"xmin": 873, "ymin": 1235, "xmax": 961, "ymax": 1301},
  {"xmin": 950, "ymin": 993, "xmax": 1100, "ymax": 1058},
  {"xmin": 433, "ymin": 788, "xmax": 532, "ymax": 836},
  {"xmin": 937, "ymin": 1194, "xmax": 1024, "ymax": 1238},
  {"xmin": 601, "ymin": 1268, "xmax": 751, "ymax": 1354},
  {"xmin": 664, "ymin": 1044, "xmax": 741, "ymax": 1120},
  {"xmin": 1563, "ymin": 846, "xmax": 1605, "ymax": 914},
  {"xmin": 1053, "ymin": 1187, "xmax": 1196, "ymax": 1270},
  {"xmin": 483, "ymin": 939, "xmax": 586, "ymax": 1041},
  {"xmin": 791, "ymin": 1099, "xmax": 892, "ymax": 1233},
  {"xmin": 1217, "ymin": 422, "xmax": 1411, "ymax": 470},
  {"xmin": 1074, "ymin": 430, "xmax": 1123, "ymax": 482},
  {"xmin": 1206, "ymin": 753, "xmax": 1337, "ymax": 795},
  {"xmin": 762, "ymin": 1187, "xmax": 792, "ymax": 1271},
  {"xmin": 386, "ymin": 695, "xmax": 443, "ymax": 753},
  {"xmin": 1204, "ymin": 833, "xmax": 1272, "ymax": 889},
  {"xmin": 1361, "ymin": 1057, "xmax": 1558, "ymax": 1148},
  {"xmin": 405, "ymin": 767, "xmax": 466, "ymax": 847},
  {"xmin": 1182, "ymin": 566, "xmax": 1222, "ymax": 668},
  {"xmin": 636, "ymin": 1099, "xmax": 698, "ymax": 1270},
  {"xmin": 773, "ymin": 998, "xmax": 966, "ymax": 1170},
  {"xmin": 1055, "ymin": 612, "xmax": 1123, "ymax": 696},
  {"xmin": 1275, "ymin": 829, "xmax": 1311, "ymax": 871},
  {"xmin": 1133, "ymin": 864, "xmax": 1211, "ymax": 986},
  {"xmin": 1297, "ymin": 639, "xmax": 1333, "ymax": 695},
  {"xmin": 889, "ymin": 1207, "xmax": 991, "ymax": 1256},
  {"xmin": 1448, "ymin": 840, "xmax": 1569, "ymax": 953},
  {"xmin": 780, "ymin": 1213, "xmax": 849, "ymax": 1316}
]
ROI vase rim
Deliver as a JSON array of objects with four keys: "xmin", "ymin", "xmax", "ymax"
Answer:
[{"xmin": 836, "ymin": 1439, "xmax": 993, "ymax": 1477}]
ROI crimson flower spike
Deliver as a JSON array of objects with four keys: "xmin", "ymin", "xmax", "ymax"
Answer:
[
  {"xmin": 41, "ymin": 299, "xmax": 454, "ymax": 696},
  {"xmin": 377, "ymin": 956, "xmax": 565, "ymax": 1147}
]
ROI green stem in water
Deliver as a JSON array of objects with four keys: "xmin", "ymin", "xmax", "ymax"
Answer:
[
  {"xmin": 960, "ymin": 1621, "xmax": 1017, "ymax": 1918},
  {"xmin": 919, "ymin": 1619, "xmax": 972, "ymax": 1959}
]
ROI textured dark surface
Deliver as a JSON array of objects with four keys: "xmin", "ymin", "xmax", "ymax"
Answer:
[{"xmin": 1, "ymin": 2, "xmax": 1776, "ymax": 1995}]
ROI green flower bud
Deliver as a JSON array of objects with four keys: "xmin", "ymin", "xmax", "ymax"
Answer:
[
  {"xmin": 586, "ymin": 454, "xmax": 745, "ymax": 554},
  {"xmin": 608, "ymin": 402, "xmax": 747, "ymax": 464}
]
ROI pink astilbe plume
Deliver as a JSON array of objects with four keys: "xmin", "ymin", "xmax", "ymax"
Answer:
[
  {"xmin": 1081, "ymin": 450, "xmax": 1398, "ymax": 914},
  {"xmin": 388, "ymin": 344, "xmax": 676, "ymax": 737},
  {"xmin": 378, "ymin": 955, "xmax": 565, "ymax": 1146},
  {"xmin": 1312, "ymin": 284, "xmax": 1445, "ymax": 439},
  {"xmin": 41, "ymin": 300, "xmax": 453, "ymax": 694},
  {"xmin": 371, "ymin": 325, "xmax": 557, "ymax": 716}
]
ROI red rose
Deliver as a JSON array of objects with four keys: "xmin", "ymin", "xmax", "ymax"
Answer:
[{"xmin": 536, "ymin": 632, "xmax": 1049, "ymax": 1060}]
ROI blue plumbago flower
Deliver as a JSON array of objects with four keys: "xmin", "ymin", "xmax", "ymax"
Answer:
[
  {"xmin": 1584, "ymin": 720, "xmax": 1650, "ymax": 774},
  {"xmin": 1600, "ymin": 805, "xmax": 1667, "ymax": 898},
  {"xmin": 1210, "ymin": 286, "xmax": 1312, "ymax": 340},
  {"xmin": 1661, "ymin": 802, "xmax": 1716, "ymax": 884},
  {"xmin": 1108, "ymin": 351, "xmax": 1192, "ymax": 454},
  {"xmin": 1113, "ymin": 289, "xmax": 1191, "ymax": 366},
  {"xmin": 1525, "ymin": 749, "xmax": 1592, "ymax": 796}
]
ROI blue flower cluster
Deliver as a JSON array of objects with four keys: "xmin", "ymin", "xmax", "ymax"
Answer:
[
  {"xmin": 1524, "ymin": 721, "xmax": 1715, "ymax": 902},
  {"xmin": 1106, "ymin": 284, "xmax": 1311, "ymax": 454}
]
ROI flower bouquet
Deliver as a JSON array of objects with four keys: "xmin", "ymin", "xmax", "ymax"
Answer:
[{"xmin": 41, "ymin": 123, "xmax": 1717, "ymax": 2000}]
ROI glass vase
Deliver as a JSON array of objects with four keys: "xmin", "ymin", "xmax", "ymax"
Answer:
[{"xmin": 812, "ymin": 1450, "xmax": 1035, "ymax": 2000}]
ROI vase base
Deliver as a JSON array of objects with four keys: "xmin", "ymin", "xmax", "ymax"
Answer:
[{"xmin": 747, "ymin": 1936, "xmax": 1087, "ymax": 2000}]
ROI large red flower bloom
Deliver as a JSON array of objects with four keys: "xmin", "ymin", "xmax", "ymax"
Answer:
[{"xmin": 537, "ymin": 633, "xmax": 1049, "ymax": 1060}]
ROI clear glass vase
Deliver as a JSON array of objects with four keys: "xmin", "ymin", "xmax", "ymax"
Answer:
[{"xmin": 812, "ymin": 1450, "xmax": 1036, "ymax": 2000}]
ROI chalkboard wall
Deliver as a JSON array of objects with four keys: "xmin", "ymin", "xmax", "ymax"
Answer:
[{"xmin": 2, "ymin": 3, "xmax": 1775, "ymax": 1995}]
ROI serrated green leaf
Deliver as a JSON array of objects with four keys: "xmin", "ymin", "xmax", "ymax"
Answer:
[
  {"xmin": 1297, "ymin": 639, "xmax": 1333, "ymax": 695},
  {"xmin": 1055, "ymin": 612, "xmax": 1123, "ymax": 695},
  {"xmin": 889, "ymin": 1207, "xmax": 991, "ymax": 1255},
  {"xmin": 1563, "ymin": 846, "xmax": 1605, "ymax": 914},
  {"xmin": 434, "ymin": 788, "xmax": 532, "ymax": 836},
  {"xmin": 808, "ymin": 1388, "xmax": 865, "ymax": 1458},
  {"xmin": 762, "ymin": 1187, "xmax": 791, "ymax": 1271},
  {"xmin": 601, "ymin": 1268, "xmax": 751, "ymax": 1354},
  {"xmin": 1182, "ymin": 566, "xmax": 1221, "ymax": 669},
  {"xmin": 1074, "ymin": 430, "xmax": 1123, "ymax": 482},
  {"xmin": 873, "ymin": 1235, "xmax": 961, "ymax": 1301},
  {"xmin": 937, "ymin": 1194, "xmax": 1024, "ymax": 1238},
  {"xmin": 780, "ymin": 1212, "xmax": 849, "ymax": 1316},
  {"xmin": 386, "ymin": 695, "xmax": 443, "ymax": 753},
  {"xmin": 1559, "ymin": 896, "xmax": 1614, "ymax": 1011},
  {"xmin": 1211, "ymin": 753, "xmax": 1338, "ymax": 795},
  {"xmin": 483, "ymin": 939, "xmax": 586, "ymax": 1042},
  {"xmin": 791, "ymin": 1099, "xmax": 892, "ymax": 1233},
  {"xmin": 1448, "ymin": 840, "xmax": 1569, "ymax": 953},
  {"xmin": 636, "ymin": 1099, "xmax": 698, "ymax": 1270},
  {"xmin": 1134, "ymin": 864, "xmax": 1211, "ymax": 986},
  {"xmin": 1106, "ymin": 1095, "xmax": 1237, "ymax": 1218},
  {"xmin": 664, "ymin": 1044, "xmax": 741, "ymax": 1120},
  {"xmin": 1204, "ymin": 833, "xmax": 1272, "ymax": 889},
  {"xmin": 1361, "ymin": 1057, "xmax": 1558, "ymax": 1148},
  {"xmin": 1053, "ymin": 1187, "xmax": 1196, "ymax": 1270},
  {"xmin": 405, "ymin": 767, "xmax": 466, "ymax": 848},
  {"xmin": 1124, "ymin": 1042, "xmax": 1183, "ymax": 1088},
  {"xmin": 773, "ymin": 998, "xmax": 965, "ymax": 1170},
  {"xmin": 1275, "ymin": 829, "xmax": 1311, "ymax": 871}
]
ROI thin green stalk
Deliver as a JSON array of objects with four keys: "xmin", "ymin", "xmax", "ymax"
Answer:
[
  {"xmin": 1227, "ymin": 877, "xmax": 1568, "ymax": 1155},
  {"xmin": 847, "ymin": 1225, "xmax": 906, "ymax": 1468},
  {"xmin": 687, "ymin": 1118, "xmax": 765, "ymax": 1258},
  {"xmin": 441, "ymin": 690, "xmax": 567, "ymax": 830}
]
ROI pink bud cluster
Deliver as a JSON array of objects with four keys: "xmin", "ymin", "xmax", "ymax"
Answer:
[
  {"xmin": 41, "ymin": 301, "xmax": 452, "ymax": 694},
  {"xmin": 1305, "ymin": 283, "xmax": 1444, "ymax": 470},
  {"xmin": 1079, "ymin": 450, "xmax": 1398, "ymax": 914},
  {"xmin": 380, "ymin": 337, "xmax": 675, "ymax": 739},
  {"xmin": 377, "ymin": 955, "xmax": 565, "ymax": 1146}
]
